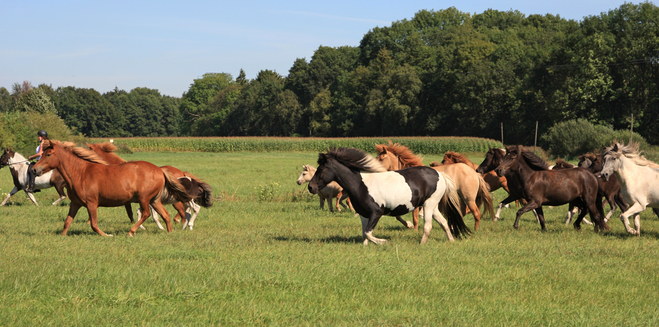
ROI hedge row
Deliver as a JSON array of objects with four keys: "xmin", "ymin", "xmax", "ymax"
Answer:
[{"xmin": 88, "ymin": 137, "xmax": 504, "ymax": 155}]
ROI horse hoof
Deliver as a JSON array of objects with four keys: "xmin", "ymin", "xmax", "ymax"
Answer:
[
  {"xmin": 127, "ymin": 232, "xmax": 134, "ymax": 237},
  {"xmin": 106, "ymin": 234, "xmax": 114, "ymax": 237}
]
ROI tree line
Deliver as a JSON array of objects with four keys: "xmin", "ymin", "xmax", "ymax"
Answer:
[{"xmin": 2, "ymin": 3, "xmax": 659, "ymax": 146}]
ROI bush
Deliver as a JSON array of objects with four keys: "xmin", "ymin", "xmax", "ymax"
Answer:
[
  {"xmin": 541, "ymin": 119, "xmax": 613, "ymax": 158},
  {"xmin": 0, "ymin": 111, "xmax": 83, "ymax": 155}
]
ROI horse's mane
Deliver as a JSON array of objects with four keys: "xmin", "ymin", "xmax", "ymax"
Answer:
[
  {"xmin": 554, "ymin": 158, "xmax": 575, "ymax": 169},
  {"xmin": 87, "ymin": 141, "xmax": 126, "ymax": 163},
  {"xmin": 375, "ymin": 140, "xmax": 424, "ymax": 167},
  {"xmin": 322, "ymin": 147, "xmax": 387, "ymax": 173},
  {"xmin": 47, "ymin": 140, "xmax": 109, "ymax": 165},
  {"xmin": 303, "ymin": 164, "xmax": 316, "ymax": 173},
  {"xmin": 579, "ymin": 153, "xmax": 600, "ymax": 162},
  {"xmin": 604, "ymin": 142, "xmax": 659, "ymax": 168},
  {"xmin": 443, "ymin": 151, "xmax": 473, "ymax": 165},
  {"xmin": 511, "ymin": 145, "xmax": 549, "ymax": 171}
]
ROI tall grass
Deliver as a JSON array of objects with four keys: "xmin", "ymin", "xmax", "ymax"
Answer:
[
  {"xmin": 1, "ymin": 151, "xmax": 658, "ymax": 325},
  {"xmin": 88, "ymin": 136, "xmax": 503, "ymax": 155}
]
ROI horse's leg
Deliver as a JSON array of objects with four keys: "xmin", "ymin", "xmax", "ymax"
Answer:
[
  {"xmin": 0, "ymin": 187, "xmax": 19, "ymax": 206},
  {"xmin": 412, "ymin": 207, "xmax": 419, "ymax": 231},
  {"xmin": 395, "ymin": 216, "xmax": 414, "ymax": 229},
  {"xmin": 128, "ymin": 201, "xmax": 153, "ymax": 237},
  {"xmin": 620, "ymin": 202, "xmax": 644, "ymax": 235},
  {"xmin": 149, "ymin": 205, "xmax": 165, "ymax": 230},
  {"xmin": 124, "ymin": 204, "xmax": 134, "ymax": 223},
  {"xmin": 421, "ymin": 206, "xmax": 455, "ymax": 244},
  {"xmin": 335, "ymin": 192, "xmax": 342, "ymax": 212},
  {"xmin": 362, "ymin": 215, "xmax": 386, "ymax": 245},
  {"xmin": 495, "ymin": 194, "xmax": 518, "ymax": 221},
  {"xmin": 61, "ymin": 203, "xmax": 81, "ymax": 236},
  {"xmin": 26, "ymin": 191, "xmax": 39, "ymax": 206},
  {"xmin": 86, "ymin": 203, "xmax": 113, "ymax": 237},
  {"xmin": 51, "ymin": 195, "xmax": 66, "ymax": 206},
  {"xmin": 168, "ymin": 201, "xmax": 186, "ymax": 229},
  {"xmin": 513, "ymin": 201, "xmax": 540, "ymax": 230},
  {"xmin": 633, "ymin": 213, "xmax": 641, "ymax": 237},
  {"xmin": 151, "ymin": 200, "xmax": 172, "ymax": 232},
  {"xmin": 318, "ymin": 194, "xmax": 326, "ymax": 211},
  {"xmin": 182, "ymin": 201, "xmax": 200, "ymax": 230}
]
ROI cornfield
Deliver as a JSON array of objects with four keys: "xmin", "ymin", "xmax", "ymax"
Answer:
[{"xmin": 88, "ymin": 136, "xmax": 503, "ymax": 155}]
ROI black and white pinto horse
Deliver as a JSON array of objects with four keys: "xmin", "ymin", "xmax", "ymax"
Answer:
[
  {"xmin": 308, "ymin": 148, "xmax": 470, "ymax": 245},
  {"xmin": 0, "ymin": 148, "xmax": 67, "ymax": 206}
]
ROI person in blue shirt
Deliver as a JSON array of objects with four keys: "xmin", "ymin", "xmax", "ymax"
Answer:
[{"xmin": 26, "ymin": 130, "xmax": 48, "ymax": 193}]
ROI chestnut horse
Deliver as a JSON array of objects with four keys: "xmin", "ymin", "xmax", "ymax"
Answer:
[
  {"xmin": 87, "ymin": 141, "xmax": 212, "ymax": 230},
  {"xmin": 33, "ymin": 140, "xmax": 192, "ymax": 236},
  {"xmin": 376, "ymin": 141, "xmax": 493, "ymax": 230},
  {"xmin": 0, "ymin": 148, "xmax": 67, "ymax": 206},
  {"xmin": 495, "ymin": 145, "xmax": 607, "ymax": 232}
]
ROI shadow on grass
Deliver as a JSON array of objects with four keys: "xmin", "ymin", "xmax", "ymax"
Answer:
[{"xmin": 272, "ymin": 235, "xmax": 364, "ymax": 244}]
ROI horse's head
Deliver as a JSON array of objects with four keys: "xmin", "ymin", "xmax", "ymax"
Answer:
[
  {"xmin": 601, "ymin": 143, "xmax": 623, "ymax": 181},
  {"xmin": 375, "ymin": 148, "xmax": 399, "ymax": 171},
  {"xmin": 477, "ymin": 148, "xmax": 504, "ymax": 174},
  {"xmin": 494, "ymin": 146, "xmax": 522, "ymax": 177},
  {"xmin": 32, "ymin": 140, "xmax": 60, "ymax": 176},
  {"xmin": 308, "ymin": 154, "xmax": 336, "ymax": 194},
  {"xmin": 578, "ymin": 153, "xmax": 602, "ymax": 173},
  {"xmin": 296, "ymin": 165, "xmax": 316, "ymax": 185},
  {"xmin": 441, "ymin": 152, "xmax": 455, "ymax": 165},
  {"xmin": 0, "ymin": 148, "xmax": 15, "ymax": 169}
]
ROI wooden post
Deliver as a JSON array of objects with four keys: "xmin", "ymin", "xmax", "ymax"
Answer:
[
  {"xmin": 501, "ymin": 122, "xmax": 504, "ymax": 146},
  {"xmin": 630, "ymin": 113, "xmax": 634, "ymax": 144},
  {"xmin": 534, "ymin": 121, "xmax": 538, "ymax": 153}
]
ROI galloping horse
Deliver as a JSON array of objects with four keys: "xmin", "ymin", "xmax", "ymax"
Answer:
[
  {"xmin": 308, "ymin": 147, "xmax": 469, "ymax": 245},
  {"xmin": 549, "ymin": 159, "xmax": 593, "ymax": 225},
  {"xmin": 601, "ymin": 142, "xmax": 659, "ymax": 236},
  {"xmin": 578, "ymin": 153, "xmax": 634, "ymax": 223},
  {"xmin": 0, "ymin": 148, "xmax": 67, "ymax": 206},
  {"xmin": 296, "ymin": 165, "xmax": 353, "ymax": 213},
  {"xmin": 376, "ymin": 142, "xmax": 493, "ymax": 230},
  {"xmin": 442, "ymin": 151, "xmax": 510, "ymax": 194},
  {"xmin": 495, "ymin": 145, "xmax": 607, "ymax": 232},
  {"xmin": 33, "ymin": 140, "xmax": 192, "ymax": 236},
  {"xmin": 87, "ymin": 141, "xmax": 212, "ymax": 230}
]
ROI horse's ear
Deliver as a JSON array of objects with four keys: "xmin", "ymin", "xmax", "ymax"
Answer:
[{"xmin": 612, "ymin": 143, "xmax": 619, "ymax": 152}]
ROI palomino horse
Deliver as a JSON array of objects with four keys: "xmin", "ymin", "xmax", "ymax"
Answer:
[
  {"xmin": 308, "ymin": 147, "xmax": 469, "ymax": 245},
  {"xmin": 296, "ymin": 165, "xmax": 353, "ymax": 213},
  {"xmin": 601, "ymin": 142, "xmax": 659, "ymax": 236},
  {"xmin": 442, "ymin": 151, "xmax": 510, "ymax": 194},
  {"xmin": 0, "ymin": 148, "xmax": 67, "ymax": 206},
  {"xmin": 87, "ymin": 141, "xmax": 212, "ymax": 230},
  {"xmin": 376, "ymin": 142, "xmax": 493, "ymax": 230},
  {"xmin": 33, "ymin": 140, "xmax": 192, "ymax": 236},
  {"xmin": 495, "ymin": 145, "xmax": 607, "ymax": 232}
]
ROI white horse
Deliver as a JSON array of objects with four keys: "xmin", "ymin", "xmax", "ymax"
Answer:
[
  {"xmin": 0, "ymin": 148, "xmax": 67, "ymax": 206},
  {"xmin": 297, "ymin": 165, "xmax": 353, "ymax": 213},
  {"xmin": 601, "ymin": 142, "xmax": 659, "ymax": 236}
]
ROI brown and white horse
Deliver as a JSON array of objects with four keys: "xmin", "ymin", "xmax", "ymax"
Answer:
[{"xmin": 0, "ymin": 148, "xmax": 67, "ymax": 206}]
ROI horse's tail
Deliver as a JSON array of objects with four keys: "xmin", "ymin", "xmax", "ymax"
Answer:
[
  {"xmin": 438, "ymin": 173, "xmax": 472, "ymax": 239},
  {"xmin": 161, "ymin": 167, "xmax": 193, "ymax": 204},
  {"xmin": 475, "ymin": 174, "xmax": 494, "ymax": 219},
  {"xmin": 187, "ymin": 173, "xmax": 213, "ymax": 208}
]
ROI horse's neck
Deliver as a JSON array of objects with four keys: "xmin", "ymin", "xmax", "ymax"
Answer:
[
  {"xmin": 53, "ymin": 149, "xmax": 89, "ymax": 188},
  {"xmin": 9, "ymin": 152, "xmax": 27, "ymax": 164},
  {"xmin": 9, "ymin": 152, "xmax": 29, "ymax": 175},
  {"xmin": 330, "ymin": 162, "xmax": 368, "ymax": 197}
]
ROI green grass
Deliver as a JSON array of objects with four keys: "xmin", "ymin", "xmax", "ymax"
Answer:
[{"xmin": 1, "ymin": 151, "xmax": 658, "ymax": 326}]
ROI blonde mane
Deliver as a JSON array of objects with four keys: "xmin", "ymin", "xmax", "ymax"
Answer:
[
  {"xmin": 605, "ymin": 142, "xmax": 659, "ymax": 168},
  {"xmin": 46, "ymin": 140, "xmax": 109, "ymax": 165},
  {"xmin": 375, "ymin": 140, "xmax": 424, "ymax": 168}
]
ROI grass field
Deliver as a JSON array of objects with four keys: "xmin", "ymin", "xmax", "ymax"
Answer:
[{"xmin": 1, "ymin": 151, "xmax": 659, "ymax": 326}]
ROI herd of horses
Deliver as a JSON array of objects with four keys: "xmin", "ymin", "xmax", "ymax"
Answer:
[
  {"xmin": 299, "ymin": 140, "xmax": 659, "ymax": 245},
  {"xmin": 2, "ymin": 138, "xmax": 658, "ymax": 244},
  {"xmin": 0, "ymin": 140, "xmax": 212, "ymax": 236}
]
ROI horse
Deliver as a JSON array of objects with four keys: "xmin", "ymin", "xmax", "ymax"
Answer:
[
  {"xmin": 600, "ymin": 142, "xmax": 659, "ymax": 236},
  {"xmin": 33, "ymin": 140, "xmax": 192, "ymax": 236},
  {"xmin": 308, "ymin": 147, "xmax": 470, "ymax": 245},
  {"xmin": 549, "ymin": 159, "xmax": 592, "ymax": 225},
  {"xmin": 376, "ymin": 142, "xmax": 493, "ymax": 230},
  {"xmin": 495, "ymin": 145, "xmax": 607, "ymax": 232},
  {"xmin": 442, "ymin": 151, "xmax": 510, "ymax": 195},
  {"xmin": 578, "ymin": 153, "xmax": 634, "ymax": 223},
  {"xmin": 0, "ymin": 148, "xmax": 67, "ymax": 206},
  {"xmin": 87, "ymin": 141, "xmax": 212, "ymax": 230},
  {"xmin": 296, "ymin": 165, "xmax": 353, "ymax": 213}
]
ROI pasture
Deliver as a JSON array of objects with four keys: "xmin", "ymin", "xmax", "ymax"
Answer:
[{"xmin": 1, "ymin": 151, "xmax": 659, "ymax": 326}]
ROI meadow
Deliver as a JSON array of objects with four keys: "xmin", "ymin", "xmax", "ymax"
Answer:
[{"xmin": 1, "ymin": 150, "xmax": 659, "ymax": 326}]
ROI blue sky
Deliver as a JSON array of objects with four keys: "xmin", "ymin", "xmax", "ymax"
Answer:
[{"xmin": 1, "ymin": 0, "xmax": 636, "ymax": 97}]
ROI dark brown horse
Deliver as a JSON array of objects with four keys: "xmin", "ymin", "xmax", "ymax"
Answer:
[
  {"xmin": 87, "ymin": 141, "xmax": 213, "ymax": 230},
  {"xmin": 495, "ymin": 145, "xmax": 607, "ymax": 231},
  {"xmin": 33, "ymin": 140, "xmax": 192, "ymax": 236}
]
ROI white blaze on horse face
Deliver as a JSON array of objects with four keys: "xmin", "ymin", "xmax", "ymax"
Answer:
[{"xmin": 360, "ymin": 171, "xmax": 414, "ymax": 212}]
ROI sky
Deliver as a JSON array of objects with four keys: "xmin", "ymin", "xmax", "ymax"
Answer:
[{"xmin": 1, "ymin": 0, "xmax": 637, "ymax": 97}]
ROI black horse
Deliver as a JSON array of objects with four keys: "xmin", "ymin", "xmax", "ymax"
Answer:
[{"xmin": 494, "ymin": 145, "xmax": 608, "ymax": 232}]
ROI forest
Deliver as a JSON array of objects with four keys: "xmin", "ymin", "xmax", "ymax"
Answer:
[{"xmin": 1, "ymin": 3, "xmax": 658, "ymax": 146}]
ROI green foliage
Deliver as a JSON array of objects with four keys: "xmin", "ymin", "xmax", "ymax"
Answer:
[
  {"xmin": 0, "ymin": 111, "xmax": 82, "ymax": 154},
  {"xmin": 13, "ymin": 88, "xmax": 57, "ymax": 114}
]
